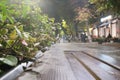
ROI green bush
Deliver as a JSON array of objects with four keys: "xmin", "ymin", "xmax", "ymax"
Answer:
[
  {"xmin": 0, "ymin": 0, "xmax": 60, "ymax": 75},
  {"xmin": 92, "ymin": 37, "xmax": 106, "ymax": 44}
]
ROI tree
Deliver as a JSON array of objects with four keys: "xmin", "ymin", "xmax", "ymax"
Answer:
[
  {"xmin": 75, "ymin": 7, "xmax": 91, "ymax": 21},
  {"xmin": 89, "ymin": 0, "xmax": 120, "ymax": 16},
  {"xmin": 74, "ymin": 7, "xmax": 93, "ymax": 42},
  {"xmin": 0, "ymin": 0, "xmax": 59, "ymax": 74},
  {"xmin": 61, "ymin": 19, "xmax": 72, "ymax": 35}
]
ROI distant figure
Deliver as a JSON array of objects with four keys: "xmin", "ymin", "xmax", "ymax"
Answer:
[
  {"xmin": 81, "ymin": 33, "xmax": 86, "ymax": 42},
  {"xmin": 56, "ymin": 34, "xmax": 60, "ymax": 43},
  {"xmin": 67, "ymin": 35, "xmax": 72, "ymax": 42},
  {"xmin": 107, "ymin": 33, "xmax": 112, "ymax": 42}
]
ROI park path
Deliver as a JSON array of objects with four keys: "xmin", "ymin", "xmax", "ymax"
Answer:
[{"xmin": 17, "ymin": 43, "xmax": 120, "ymax": 80}]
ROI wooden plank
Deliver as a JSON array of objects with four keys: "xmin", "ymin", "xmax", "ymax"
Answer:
[
  {"xmin": 82, "ymin": 51, "xmax": 120, "ymax": 70},
  {"xmin": 36, "ymin": 48, "xmax": 77, "ymax": 80},
  {"xmin": 65, "ymin": 53, "xmax": 95, "ymax": 80},
  {"xmin": 72, "ymin": 51, "xmax": 120, "ymax": 80}
]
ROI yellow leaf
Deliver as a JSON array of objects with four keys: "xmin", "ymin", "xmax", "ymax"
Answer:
[{"xmin": 9, "ymin": 30, "xmax": 17, "ymax": 39}]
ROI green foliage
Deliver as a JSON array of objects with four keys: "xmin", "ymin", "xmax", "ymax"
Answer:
[
  {"xmin": 0, "ymin": 0, "xmax": 59, "ymax": 75},
  {"xmin": 0, "ymin": 55, "xmax": 18, "ymax": 66},
  {"xmin": 61, "ymin": 19, "xmax": 72, "ymax": 35},
  {"xmin": 0, "ymin": 0, "xmax": 14, "ymax": 24},
  {"xmin": 89, "ymin": 0, "xmax": 120, "ymax": 15},
  {"xmin": 75, "ymin": 7, "xmax": 91, "ymax": 21}
]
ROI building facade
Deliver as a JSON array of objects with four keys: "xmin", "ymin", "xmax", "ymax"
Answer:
[{"xmin": 92, "ymin": 18, "xmax": 120, "ymax": 39}]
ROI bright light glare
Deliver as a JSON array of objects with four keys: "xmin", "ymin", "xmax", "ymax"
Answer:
[{"xmin": 100, "ymin": 15, "xmax": 112, "ymax": 22}]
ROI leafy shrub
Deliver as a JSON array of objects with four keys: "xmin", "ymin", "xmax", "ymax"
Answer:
[
  {"xmin": 112, "ymin": 38, "xmax": 120, "ymax": 42},
  {"xmin": 0, "ymin": 0, "xmax": 59, "ymax": 75}
]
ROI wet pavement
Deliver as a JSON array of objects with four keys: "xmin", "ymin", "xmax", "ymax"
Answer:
[
  {"xmin": 76, "ymin": 43, "xmax": 120, "ymax": 69},
  {"xmin": 16, "ymin": 42, "xmax": 120, "ymax": 80}
]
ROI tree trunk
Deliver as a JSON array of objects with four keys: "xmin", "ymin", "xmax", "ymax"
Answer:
[{"xmin": 86, "ymin": 21, "xmax": 92, "ymax": 42}]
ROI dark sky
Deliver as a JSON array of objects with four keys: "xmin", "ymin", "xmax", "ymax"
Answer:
[
  {"xmin": 39, "ymin": 0, "xmax": 88, "ymax": 22},
  {"xmin": 39, "ymin": 0, "xmax": 71, "ymax": 22}
]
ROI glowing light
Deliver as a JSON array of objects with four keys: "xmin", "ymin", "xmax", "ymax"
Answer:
[{"xmin": 100, "ymin": 15, "xmax": 112, "ymax": 22}]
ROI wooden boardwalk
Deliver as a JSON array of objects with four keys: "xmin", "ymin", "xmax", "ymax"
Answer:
[{"xmin": 17, "ymin": 43, "xmax": 120, "ymax": 80}]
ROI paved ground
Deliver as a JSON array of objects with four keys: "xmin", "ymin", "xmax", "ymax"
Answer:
[{"xmin": 16, "ymin": 42, "xmax": 120, "ymax": 80}]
